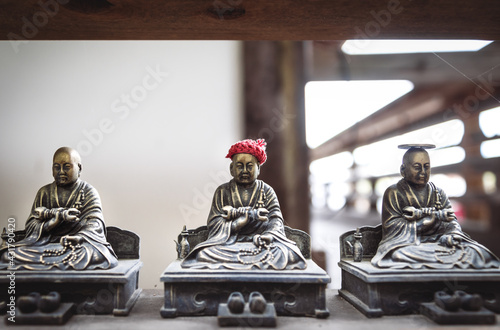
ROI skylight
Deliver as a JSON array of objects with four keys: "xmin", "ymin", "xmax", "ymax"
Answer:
[
  {"xmin": 341, "ymin": 40, "xmax": 493, "ymax": 55},
  {"xmin": 309, "ymin": 151, "xmax": 353, "ymax": 184},
  {"xmin": 479, "ymin": 106, "xmax": 500, "ymax": 138},
  {"xmin": 481, "ymin": 139, "xmax": 500, "ymax": 159},
  {"xmin": 352, "ymin": 119, "xmax": 465, "ymax": 177},
  {"xmin": 305, "ymin": 80, "xmax": 413, "ymax": 148}
]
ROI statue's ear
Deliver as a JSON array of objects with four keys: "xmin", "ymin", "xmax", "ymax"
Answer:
[
  {"xmin": 400, "ymin": 164, "xmax": 405, "ymax": 178},
  {"xmin": 78, "ymin": 163, "xmax": 82, "ymax": 177},
  {"xmin": 229, "ymin": 162, "xmax": 235, "ymax": 177}
]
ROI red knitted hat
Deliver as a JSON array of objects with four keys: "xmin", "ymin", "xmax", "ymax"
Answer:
[{"xmin": 225, "ymin": 139, "xmax": 267, "ymax": 165}]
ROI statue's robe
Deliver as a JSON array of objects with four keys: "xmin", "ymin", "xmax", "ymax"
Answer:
[
  {"xmin": 372, "ymin": 179, "xmax": 500, "ymax": 269},
  {"xmin": 1, "ymin": 179, "xmax": 118, "ymax": 270},
  {"xmin": 182, "ymin": 179, "xmax": 306, "ymax": 270}
]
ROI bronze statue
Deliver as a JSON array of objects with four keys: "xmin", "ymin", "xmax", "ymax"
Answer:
[
  {"xmin": 0, "ymin": 147, "xmax": 118, "ymax": 270},
  {"xmin": 181, "ymin": 139, "xmax": 306, "ymax": 270},
  {"xmin": 372, "ymin": 144, "xmax": 500, "ymax": 269}
]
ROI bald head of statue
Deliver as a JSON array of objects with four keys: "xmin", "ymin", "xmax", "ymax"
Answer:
[
  {"xmin": 52, "ymin": 147, "xmax": 82, "ymax": 186},
  {"xmin": 400, "ymin": 147, "xmax": 431, "ymax": 189}
]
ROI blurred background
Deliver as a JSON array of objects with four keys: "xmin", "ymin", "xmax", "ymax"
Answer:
[
  {"xmin": 1, "ymin": 40, "xmax": 499, "ymax": 289},
  {"xmin": 0, "ymin": 41, "xmax": 242, "ymax": 289}
]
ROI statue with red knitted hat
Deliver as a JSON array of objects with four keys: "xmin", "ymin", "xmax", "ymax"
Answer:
[{"xmin": 181, "ymin": 139, "xmax": 307, "ymax": 270}]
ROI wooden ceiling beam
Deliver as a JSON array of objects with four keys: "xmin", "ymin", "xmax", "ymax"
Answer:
[
  {"xmin": 308, "ymin": 40, "xmax": 500, "ymax": 161},
  {"xmin": 1, "ymin": 0, "xmax": 499, "ymax": 40},
  {"xmin": 309, "ymin": 42, "xmax": 500, "ymax": 84},
  {"xmin": 309, "ymin": 80, "xmax": 499, "ymax": 161}
]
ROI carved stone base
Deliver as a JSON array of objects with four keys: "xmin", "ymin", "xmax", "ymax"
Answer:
[
  {"xmin": 0, "ymin": 260, "xmax": 142, "ymax": 316},
  {"xmin": 338, "ymin": 260, "xmax": 500, "ymax": 317},
  {"xmin": 420, "ymin": 302, "xmax": 496, "ymax": 324},
  {"xmin": 218, "ymin": 301, "xmax": 277, "ymax": 327},
  {"xmin": 160, "ymin": 260, "xmax": 330, "ymax": 318},
  {"xmin": 5, "ymin": 303, "xmax": 75, "ymax": 326}
]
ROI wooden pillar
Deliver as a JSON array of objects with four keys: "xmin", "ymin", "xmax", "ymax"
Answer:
[{"xmin": 243, "ymin": 41, "xmax": 310, "ymax": 233}]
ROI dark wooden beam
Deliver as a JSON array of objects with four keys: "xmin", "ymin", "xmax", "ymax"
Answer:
[{"xmin": 1, "ymin": 0, "xmax": 500, "ymax": 40}]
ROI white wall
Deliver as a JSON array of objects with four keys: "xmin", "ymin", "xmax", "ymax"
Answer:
[{"xmin": 0, "ymin": 41, "xmax": 242, "ymax": 289}]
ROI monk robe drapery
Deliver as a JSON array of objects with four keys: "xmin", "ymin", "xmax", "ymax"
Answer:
[
  {"xmin": 1, "ymin": 179, "xmax": 118, "ymax": 270},
  {"xmin": 372, "ymin": 179, "xmax": 499, "ymax": 269},
  {"xmin": 182, "ymin": 179, "xmax": 306, "ymax": 270}
]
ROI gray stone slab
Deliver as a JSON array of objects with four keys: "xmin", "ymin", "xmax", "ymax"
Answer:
[
  {"xmin": 218, "ymin": 302, "xmax": 277, "ymax": 327},
  {"xmin": 161, "ymin": 259, "xmax": 330, "ymax": 283},
  {"xmin": 5, "ymin": 303, "xmax": 75, "ymax": 326},
  {"xmin": 420, "ymin": 303, "xmax": 496, "ymax": 325},
  {"xmin": 339, "ymin": 260, "xmax": 500, "ymax": 282},
  {"xmin": 5, "ymin": 289, "xmax": 498, "ymax": 330},
  {"xmin": 1, "ymin": 260, "xmax": 142, "ymax": 283}
]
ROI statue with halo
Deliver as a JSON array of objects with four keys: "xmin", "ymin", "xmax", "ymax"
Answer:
[
  {"xmin": 338, "ymin": 144, "xmax": 500, "ymax": 320},
  {"xmin": 372, "ymin": 144, "xmax": 500, "ymax": 269}
]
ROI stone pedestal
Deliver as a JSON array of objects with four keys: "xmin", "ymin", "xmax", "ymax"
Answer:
[
  {"xmin": 338, "ymin": 260, "xmax": 500, "ymax": 317},
  {"xmin": 339, "ymin": 225, "xmax": 500, "ymax": 318},
  {"xmin": 0, "ymin": 260, "xmax": 142, "ymax": 316},
  {"xmin": 160, "ymin": 259, "xmax": 330, "ymax": 318}
]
